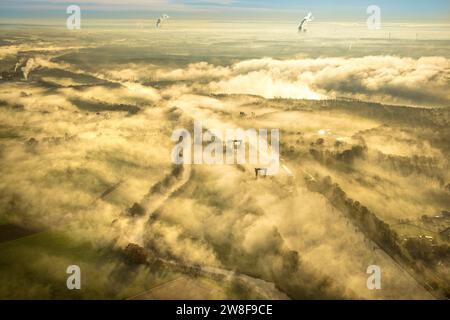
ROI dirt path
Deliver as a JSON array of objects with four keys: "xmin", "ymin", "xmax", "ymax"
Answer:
[{"xmin": 114, "ymin": 164, "xmax": 192, "ymax": 247}]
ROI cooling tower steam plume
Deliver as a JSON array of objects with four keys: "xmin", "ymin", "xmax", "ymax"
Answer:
[{"xmin": 298, "ymin": 12, "xmax": 314, "ymax": 32}]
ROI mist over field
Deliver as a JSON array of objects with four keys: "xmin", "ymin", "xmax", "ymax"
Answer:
[{"xmin": 0, "ymin": 17, "xmax": 449, "ymax": 300}]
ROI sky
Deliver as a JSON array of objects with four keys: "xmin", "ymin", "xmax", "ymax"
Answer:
[{"xmin": 0, "ymin": 0, "xmax": 449, "ymax": 21}]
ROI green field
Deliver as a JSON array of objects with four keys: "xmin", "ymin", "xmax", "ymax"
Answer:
[{"xmin": 0, "ymin": 226, "xmax": 178, "ymax": 299}]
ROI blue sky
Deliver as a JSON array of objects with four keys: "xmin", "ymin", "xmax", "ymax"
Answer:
[{"xmin": 1, "ymin": 0, "xmax": 449, "ymax": 21}]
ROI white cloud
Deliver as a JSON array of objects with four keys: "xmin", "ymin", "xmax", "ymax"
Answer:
[{"xmin": 106, "ymin": 56, "xmax": 450, "ymax": 107}]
